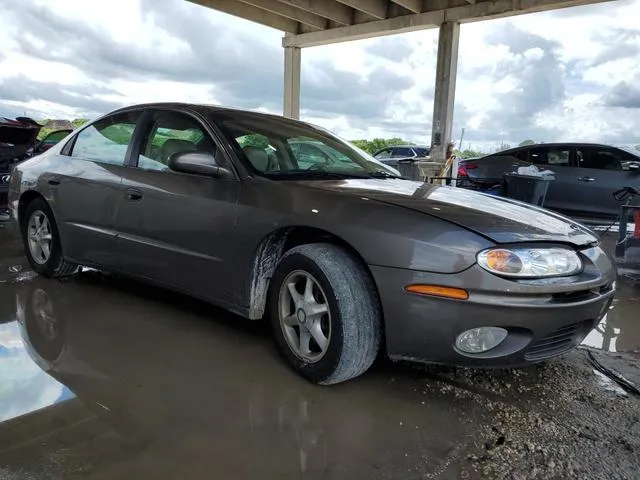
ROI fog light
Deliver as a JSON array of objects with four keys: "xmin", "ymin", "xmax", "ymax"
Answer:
[{"xmin": 455, "ymin": 327, "xmax": 508, "ymax": 354}]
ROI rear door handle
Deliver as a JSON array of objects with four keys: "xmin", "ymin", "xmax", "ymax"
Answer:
[
  {"xmin": 125, "ymin": 188, "xmax": 143, "ymax": 201},
  {"xmin": 577, "ymin": 176, "xmax": 595, "ymax": 182}
]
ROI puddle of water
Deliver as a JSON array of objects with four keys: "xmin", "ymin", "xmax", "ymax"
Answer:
[
  {"xmin": 593, "ymin": 369, "xmax": 628, "ymax": 396},
  {"xmin": 0, "ymin": 321, "xmax": 74, "ymax": 423},
  {"xmin": 581, "ymin": 278, "xmax": 640, "ymax": 354}
]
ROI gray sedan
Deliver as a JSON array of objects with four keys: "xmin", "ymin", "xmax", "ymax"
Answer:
[{"xmin": 8, "ymin": 103, "xmax": 616, "ymax": 384}]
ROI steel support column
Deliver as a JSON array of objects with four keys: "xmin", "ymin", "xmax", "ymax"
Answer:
[
  {"xmin": 430, "ymin": 21, "xmax": 460, "ymax": 164},
  {"xmin": 283, "ymin": 44, "xmax": 301, "ymax": 119}
]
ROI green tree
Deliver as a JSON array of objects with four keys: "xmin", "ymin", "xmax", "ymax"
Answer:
[
  {"xmin": 519, "ymin": 139, "xmax": 535, "ymax": 146},
  {"xmin": 237, "ymin": 133, "xmax": 270, "ymax": 149},
  {"xmin": 349, "ymin": 137, "xmax": 413, "ymax": 154},
  {"xmin": 72, "ymin": 118, "xmax": 89, "ymax": 128}
]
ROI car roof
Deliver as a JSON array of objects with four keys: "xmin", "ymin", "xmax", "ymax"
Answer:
[
  {"xmin": 495, "ymin": 142, "xmax": 624, "ymax": 154},
  {"xmin": 107, "ymin": 102, "xmax": 318, "ymax": 128}
]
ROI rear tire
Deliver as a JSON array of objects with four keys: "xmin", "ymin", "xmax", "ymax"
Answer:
[
  {"xmin": 21, "ymin": 197, "xmax": 79, "ymax": 278},
  {"xmin": 268, "ymin": 243, "xmax": 382, "ymax": 385}
]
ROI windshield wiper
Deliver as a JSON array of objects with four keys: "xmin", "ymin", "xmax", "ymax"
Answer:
[
  {"xmin": 265, "ymin": 170, "xmax": 366, "ymax": 179},
  {"xmin": 367, "ymin": 170, "xmax": 402, "ymax": 179}
]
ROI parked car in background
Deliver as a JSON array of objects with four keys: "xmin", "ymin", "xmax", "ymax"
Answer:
[
  {"xmin": 288, "ymin": 139, "xmax": 353, "ymax": 169},
  {"xmin": 1, "ymin": 117, "xmax": 71, "ymax": 216},
  {"xmin": 9, "ymin": 103, "xmax": 615, "ymax": 385},
  {"xmin": 457, "ymin": 143, "xmax": 640, "ymax": 218},
  {"xmin": 372, "ymin": 144, "xmax": 430, "ymax": 167}
]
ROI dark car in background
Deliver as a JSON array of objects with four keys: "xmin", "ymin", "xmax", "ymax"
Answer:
[
  {"xmin": 372, "ymin": 144, "xmax": 430, "ymax": 167},
  {"xmin": 1, "ymin": 117, "xmax": 71, "ymax": 216},
  {"xmin": 457, "ymin": 143, "xmax": 640, "ymax": 218}
]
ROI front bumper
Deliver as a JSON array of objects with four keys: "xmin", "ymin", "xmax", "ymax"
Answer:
[{"xmin": 372, "ymin": 244, "xmax": 616, "ymax": 367}]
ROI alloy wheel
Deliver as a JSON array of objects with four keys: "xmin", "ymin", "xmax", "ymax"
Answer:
[
  {"xmin": 27, "ymin": 210, "xmax": 53, "ymax": 265},
  {"xmin": 278, "ymin": 270, "xmax": 332, "ymax": 363}
]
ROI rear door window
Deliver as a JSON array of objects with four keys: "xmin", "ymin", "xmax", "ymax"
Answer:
[
  {"xmin": 529, "ymin": 147, "xmax": 570, "ymax": 167},
  {"xmin": 70, "ymin": 111, "xmax": 141, "ymax": 166}
]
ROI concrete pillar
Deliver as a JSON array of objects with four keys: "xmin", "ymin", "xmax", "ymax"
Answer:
[
  {"xmin": 430, "ymin": 22, "xmax": 460, "ymax": 165},
  {"xmin": 283, "ymin": 45, "xmax": 301, "ymax": 120}
]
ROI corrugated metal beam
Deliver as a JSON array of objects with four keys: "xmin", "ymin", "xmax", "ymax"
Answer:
[
  {"xmin": 284, "ymin": 0, "xmax": 615, "ymax": 47},
  {"xmin": 390, "ymin": 0, "xmax": 423, "ymax": 12},
  {"xmin": 238, "ymin": 0, "xmax": 328, "ymax": 29},
  {"xmin": 334, "ymin": 0, "xmax": 388, "ymax": 19},
  {"xmin": 188, "ymin": 0, "xmax": 300, "ymax": 32},
  {"xmin": 283, "ymin": 10, "xmax": 443, "ymax": 46},
  {"xmin": 277, "ymin": 0, "xmax": 354, "ymax": 25}
]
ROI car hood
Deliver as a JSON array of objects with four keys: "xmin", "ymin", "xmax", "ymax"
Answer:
[{"xmin": 299, "ymin": 179, "xmax": 598, "ymax": 247}]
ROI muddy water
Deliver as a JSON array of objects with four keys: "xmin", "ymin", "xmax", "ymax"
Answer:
[
  {"xmin": 581, "ymin": 227, "xmax": 640, "ymax": 355},
  {"xmin": 582, "ymin": 278, "xmax": 640, "ymax": 354},
  {"xmin": 0, "ymin": 226, "xmax": 484, "ymax": 479}
]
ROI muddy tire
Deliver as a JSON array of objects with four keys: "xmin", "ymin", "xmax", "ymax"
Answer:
[
  {"xmin": 21, "ymin": 197, "xmax": 79, "ymax": 278},
  {"xmin": 268, "ymin": 243, "xmax": 382, "ymax": 385}
]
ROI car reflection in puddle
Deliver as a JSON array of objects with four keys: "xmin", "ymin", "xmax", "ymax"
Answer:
[
  {"xmin": 0, "ymin": 320, "xmax": 75, "ymax": 423},
  {"xmin": 0, "ymin": 253, "xmax": 74, "ymax": 423},
  {"xmin": 0, "ymin": 273, "xmax": 481, "ymax": 479},
  {"xmin": 582, "ymin": 276, "xmax": 640, "ymax": 355}
]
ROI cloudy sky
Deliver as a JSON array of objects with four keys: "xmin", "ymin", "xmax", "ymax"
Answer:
[{"xmin": 0, "ymin": 0, "xmax": 639, "ymax": 151}]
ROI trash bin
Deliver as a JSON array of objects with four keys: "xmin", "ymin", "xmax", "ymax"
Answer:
[
  {"xmin": 397, "ymin": 159, "xmax": 422, "ymax": 180},
  {"xmin": 502, "ymin": 172, "xmax": 555, "ymax": 206}
]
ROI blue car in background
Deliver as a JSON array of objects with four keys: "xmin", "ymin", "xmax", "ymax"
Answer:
[{"xmin": 372, "ymin": 145, "xmax": 430, "ymax": 168}]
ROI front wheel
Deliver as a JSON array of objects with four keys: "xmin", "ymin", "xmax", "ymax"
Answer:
[
  {"xmin": 268, "ymin": 243, "xmax": 382, "ymax": 385},
  {"xmin": 21, "ymin": 197, "xmax": 79, "ymax": 278}
]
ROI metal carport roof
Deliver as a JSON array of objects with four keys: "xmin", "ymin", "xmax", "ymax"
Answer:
[{"xmin": 186, "ymin": 0, "xmax": 617, "ymax": 162}]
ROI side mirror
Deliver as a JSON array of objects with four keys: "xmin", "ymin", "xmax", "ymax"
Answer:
[
  {"xmin": 168, "ymin": 151, "xmax": 233, "ymax": 178},
  {"xmin": 628, "ymin": 162, "xmax": 640, "ymax": 171}
]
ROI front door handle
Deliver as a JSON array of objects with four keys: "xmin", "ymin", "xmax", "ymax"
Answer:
[
  {"xmin": 577, "ymin": 176, "xmax": 595, "ymax": 182},
  {"xmin": 125, "ymin": 188, "xmax": 143, "ymax": 201}
]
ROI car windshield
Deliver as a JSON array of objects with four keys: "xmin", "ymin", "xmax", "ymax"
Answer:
[{"xmin": 212, "ymin": 112, "xmax": 399, "ymax": 179}]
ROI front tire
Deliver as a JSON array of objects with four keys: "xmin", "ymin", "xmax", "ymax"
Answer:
[
  {"xmin": 21, "ymin": 197, "xmax": 79, "ymax": 278},
  {"xmin": 268, "ymin": 243, "xmax": 382, "ymax": 385}
]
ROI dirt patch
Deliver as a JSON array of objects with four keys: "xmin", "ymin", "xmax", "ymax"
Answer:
[{"xmin": 413, "ymin": 351, "xmax": 640, "ymax": 479}]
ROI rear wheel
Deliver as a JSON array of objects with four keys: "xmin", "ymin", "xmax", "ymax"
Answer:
[
  {"xmin": 269, "ymin": 243, "xmax": 382, "ymax": 385},
  {"xmin": 21, "ymin": 198, "xmax": 79, "ymax": 278}
]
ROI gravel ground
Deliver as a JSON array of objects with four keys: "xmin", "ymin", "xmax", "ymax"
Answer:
[{"xmin": 413, "ymin": 347, "xmax": 640, "ymax": 479}]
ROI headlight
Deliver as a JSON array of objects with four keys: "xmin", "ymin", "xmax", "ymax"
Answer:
[{"xmin": 477, "ymin": 247, "xmax": 582, "ymax": 278}]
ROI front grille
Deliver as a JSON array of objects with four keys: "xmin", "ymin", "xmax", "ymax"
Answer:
[{"xmin": 524, "ymin": 321, "xmax": 592, "ymax": 361}]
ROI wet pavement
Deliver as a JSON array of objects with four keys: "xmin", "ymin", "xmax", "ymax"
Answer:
[{"xmin": 1, "ymin": 221, "xmax": 639, "ymax": 479}]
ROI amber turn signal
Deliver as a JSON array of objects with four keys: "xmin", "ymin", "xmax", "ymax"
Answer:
[{"xmin": 404, "ymin": 284, "xmax": 469, "ymax": 300}]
